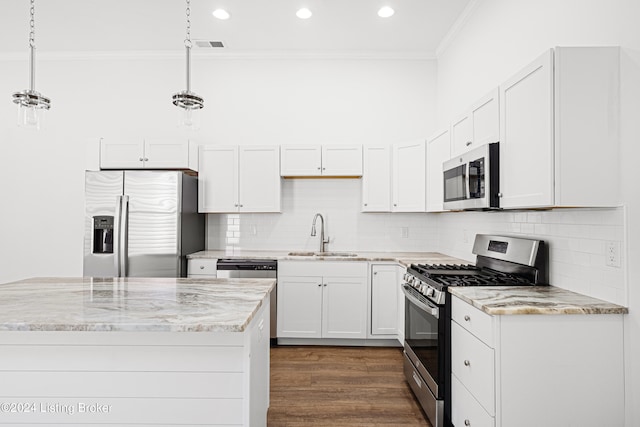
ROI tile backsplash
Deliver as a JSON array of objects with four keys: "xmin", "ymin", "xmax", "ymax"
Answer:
[
  {"xmin": 206, "ymin": 179, "xmax": 439, "ymax": 253},
  {"xmin": 436, "ymin": 208, "xmax": 627, "ymax": 306},
  {"xmin": 206, "ymin": 179, "xmax": 626, "ymax": 305}
]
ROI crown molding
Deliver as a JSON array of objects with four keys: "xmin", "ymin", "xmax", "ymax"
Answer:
[
  {"xmin": 436, "ymin": 0, "xmax": 480, "ymax": 58},
  {"xmin": 0, "ymin": 49, "xmax": 437, "ymax": 62}
]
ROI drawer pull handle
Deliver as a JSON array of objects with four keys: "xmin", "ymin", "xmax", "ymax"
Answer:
[
  {"xmin": 200, "ymin": 266, "xmax": 204, "ymax": 269},
  {"xmin": 464, "ymin": 360, "xmax": 471, "ymax": 367},
  {"xmin": 464, "ymin": 315, "xmax": 471, "ymax": 321},
  {"xmin": 464, "ymin": 420, "xmax": 471, "ymax": 426}
]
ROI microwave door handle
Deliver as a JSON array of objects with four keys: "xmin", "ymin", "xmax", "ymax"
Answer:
[
  {"xmin": 402, "ymin": 285, "xmax": 440, "ymax": 319},
  {"xmin": 465, "ymin": 163, "xmax": 471, "ymax": 200}
]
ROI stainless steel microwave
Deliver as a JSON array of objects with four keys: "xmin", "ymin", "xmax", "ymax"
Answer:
[{"xmin": 443, "ymin": 142, "xmax": 499, "ymax": 210}]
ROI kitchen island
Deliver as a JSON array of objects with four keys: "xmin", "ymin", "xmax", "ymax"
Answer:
[{"xmin": 0, "ymin": 277, "xmax": 275, "ymax": 426}]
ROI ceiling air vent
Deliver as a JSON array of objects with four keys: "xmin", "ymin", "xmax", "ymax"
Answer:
[{"xmin": 194, "ymin": 40, "xmax": 225, "ymax": 48}]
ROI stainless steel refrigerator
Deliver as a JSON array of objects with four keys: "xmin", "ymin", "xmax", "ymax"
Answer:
[{"xmin": 83, "ymin": 170, "xmax": 204, "ymax": 277}]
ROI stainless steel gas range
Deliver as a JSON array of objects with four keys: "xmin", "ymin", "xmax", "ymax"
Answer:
[{"xmin": 402, "ymin": 235, "xmax": 548, "ymax": 427}]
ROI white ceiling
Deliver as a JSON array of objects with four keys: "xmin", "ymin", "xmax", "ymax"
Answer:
[{"xmin": 0, "ymin": 0, "xmax": 471, "ymax": 55}]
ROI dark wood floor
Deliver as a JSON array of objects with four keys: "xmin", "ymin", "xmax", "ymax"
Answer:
[{"xmin": 268, "ymin": 346, "xmax": 432, "ymax": 427}]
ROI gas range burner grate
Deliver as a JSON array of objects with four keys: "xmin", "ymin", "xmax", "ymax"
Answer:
[{"xmin": 408, "ymin": 263, "xmax": 534, "ymax": 287}]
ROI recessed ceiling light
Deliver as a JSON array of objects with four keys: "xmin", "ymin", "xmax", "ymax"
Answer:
[
  {"xmin": 296, "ymin": 8, "xmax": 312, "ymax": 19},
  {"xmin": 212, "ymin": 9, "xmax": 230, "ymax": 20},
  {"xmin": 378, "ymin": 6, "xmax": 395, "ymax": 18}
]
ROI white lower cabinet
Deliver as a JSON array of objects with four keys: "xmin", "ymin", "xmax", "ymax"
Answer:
[
  {"xmin": 370, "ymin": 264, "xmax": 399, "ymax": 337},
  {"xmin": 451, "ymin": 295, "xmax": 625, "ymax": 427},
  {"xmin": 277, "ymin": 261, "xmax": 368, "ymax": 339},
  {"xmin": 187, "ymin": 258, "xmax": 217, "ymax": 278}
]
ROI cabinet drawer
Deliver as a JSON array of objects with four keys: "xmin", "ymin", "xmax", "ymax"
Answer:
[
  {"xmin": 451, "ymin": 374, "xmax": 495, "ymax": 427},
  {"xmin": 452, "ymin": 296, "xmax": 494, "ymax": 346},
  {"xmin": 451, "ymin": 321, "xmax": 495, "ymax": 415},
  {"xmin": 188, "ymin": 259, "xmax": 217, "ymax": 277}
]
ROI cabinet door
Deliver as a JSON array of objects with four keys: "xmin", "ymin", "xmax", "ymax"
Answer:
[
  {"xmin": 238, "ymin": 146, "xmax": 281, "ymax": 212},
  {"xmin": 392, "ymin": 140, "xmax": 426, "ymax": 212},
  {"xmin": 277, "ymin": 276, "xmax": 323, "ymax": 338},
  {"xmin": 100, "ymin": 139, "xmax": 145, "ymax": 169},
  {"xmin": 198, "ymin": 146, "xmax": 239, "ymax": 213},
  {"xmin": 322, "ymin": 276, "xmax": 368, "ymax": 339},
  {"xmin": 471, "ymin": 87, "xmax": 500, "ymax": 147},
  {"xmin": 280, "ymin": 145, "xmax": 322, "ymax": 176},
  {"xmin": 426, "ymin": 129, "xmax": 451, "ymax": 212},
  {"xmin": 396, "ymin": 267, "xmax": 405, "ymax": 344},
  {"xmin": 361, "ymin": 145, "xmax": 391, "ymax": 212},
  {"xmin": 451, "ymin": 114, "xmax": 472, "ymax": 157},
  {"xmin": 370, "ymin": 265, "xmax": 398, "ymax": 336},
  {"xmin": 500, "ymin": 49, "xmax": 554, "ymax": 208},
  {"xmin": 144, "ymin": 139, "xmax": 190, "ymax": 169},
  {"xmin": 322, "ymin": 145, "xmax": 363, "ymax": 176}
]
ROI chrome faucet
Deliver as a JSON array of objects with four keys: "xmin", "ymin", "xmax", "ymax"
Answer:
[{"xmin": 311, "ymin": 213, "xmax": 329, "ymax": 253}]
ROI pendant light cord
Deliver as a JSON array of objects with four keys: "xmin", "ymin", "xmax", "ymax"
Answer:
[
  {"xmin": 185, "ymin": 0, "xmax": 192, "ymax": 93},
  {"xmin": 29, "ymin": 0, "xmax": 36, "ymax": 91}
]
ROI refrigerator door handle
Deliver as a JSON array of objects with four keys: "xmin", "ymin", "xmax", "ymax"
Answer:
[
  {"xmin": 113, "ymin": 195, "xmax": 123, "ymax": 277},
  {"xmin": 120, "ymin": 195, "xmax": 130, "ymax": 277}
]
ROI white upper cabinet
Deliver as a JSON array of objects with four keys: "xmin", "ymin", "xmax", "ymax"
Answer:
[
  {"xmin": 100, "ymin": 138, "xmax": 197, "ymax": 171},
  {"xmin": 392, "ymin": 140, "xmax": 426, "ymax": 212},
  {"xmin": 426, "ymin": 128, "xmax": 451, "ymax": 212},
  {"xmin": 279, "ymin": 145, "xmax": 321, "ymax": 176},
  {"xmin": 280, "ymin": 145, "xmax": 362, "ymax": 177},
  {"xmin": 321, "ymin": 145, "xmax": 363, "ymax": 176},
  {"xmin": 239, "ymin": 146, "xmax": 282, "ymax": 212},
  {"xmin": 199, "ymin": 145, "xmax": 281, "ymax": 213},
  {"xmin": 451, "ymin": 88, "xmax": 499, "ymax": 157},
  {"xmin": 499, "ymin": 47, "xmax": 620, "ymax": 208},
  {"xmin": 361, "ymin": 145, "xmax": 392, "ymax": 212}
]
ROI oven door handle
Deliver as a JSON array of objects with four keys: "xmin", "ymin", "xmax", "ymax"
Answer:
[{"xmin": 402, "ymin": 285, "xmax": 440, "ymax": 319}]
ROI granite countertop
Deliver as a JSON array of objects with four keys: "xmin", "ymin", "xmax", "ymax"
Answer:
[
  {"xmin": 188, "ymin": 249, "xmax": 466, "ymax": 267},
  {"xmin": 0, "ymin": 277, "xmax": 275, "ymax": 333},
  {"xmin": 449, "ymin": 286, "xmax": 628, "ymax": 315}
]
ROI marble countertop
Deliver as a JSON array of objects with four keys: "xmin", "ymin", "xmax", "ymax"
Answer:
[
  {"xmin": 0, "ymin": 277, "xmax": 275, "ymax": 333},
  {"xmin": 449, "ymin": 286, "xmax": 628, "ymax": 315},
  {"xmin": 188, "ymin": 249, "xmax": 466, "ymax": 267}
]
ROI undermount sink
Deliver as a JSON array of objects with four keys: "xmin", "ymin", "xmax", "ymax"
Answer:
[{"xmin": 287, "ymin": 251, "xmax": 358, "ymax": 257}]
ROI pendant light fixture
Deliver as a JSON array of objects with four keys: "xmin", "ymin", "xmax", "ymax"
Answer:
[
  {"xmin": 12, "ymin": 0, "xmax": 51, "ymax": 130},
  {"xmin": 172, "ymin": 0, "xmax": 204, "ymax": 129}
]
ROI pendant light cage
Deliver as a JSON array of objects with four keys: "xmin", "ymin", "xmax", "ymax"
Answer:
[
  {"xmin": 12, "ymin": 0, "xmax": 51, "ymax": 113},
  {"xmin": 172, "ymin": 0, "xmax": 204, "ymax": 112}
]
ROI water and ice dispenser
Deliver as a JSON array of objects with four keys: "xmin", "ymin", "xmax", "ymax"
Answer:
[{"xmin": 93, "ymin": 216, "xmax": 114, "ymax": 254}]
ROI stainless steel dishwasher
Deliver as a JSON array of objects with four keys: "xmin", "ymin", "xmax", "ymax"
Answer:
[{"xmin": 216, "ymin": 259, "xmax": 278, "ymax": 344}]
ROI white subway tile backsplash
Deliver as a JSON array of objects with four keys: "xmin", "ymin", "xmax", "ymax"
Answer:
[
  {"xmin": 206, "ymin": 179, "xmax": 439, "ymax": 252},
  {"xmin": 204, "ymin": 179, "xmax": 625, "ymax": 306},
  {"xmin": 437, "ymin": 207, "xmax": 626, "ymax": 305}
]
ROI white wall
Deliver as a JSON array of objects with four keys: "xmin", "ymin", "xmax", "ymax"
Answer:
[
  {"xmin": 0, "ymin": 53, "xmax": 436, "ymax": 284},
  {"xmin": 435, "ymin": 0, "xmax": 640, "ymax": 425}
]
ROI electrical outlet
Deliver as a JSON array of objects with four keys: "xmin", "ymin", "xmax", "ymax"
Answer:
[
  {"xmin": 400, "ymin": 227, "xmax": 409, "ymax": 238},
  {"xmin": 251, "ymin": 224, "xmax": 257, "ymax": 236},
  {"xmin": 606, "ymin": 241, "xmax": 621, "ymax": 268}
]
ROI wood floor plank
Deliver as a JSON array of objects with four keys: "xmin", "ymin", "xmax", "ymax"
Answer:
[{"xmin": 268, "ymin": 346, "xmax": 431, "ymax": 427}]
